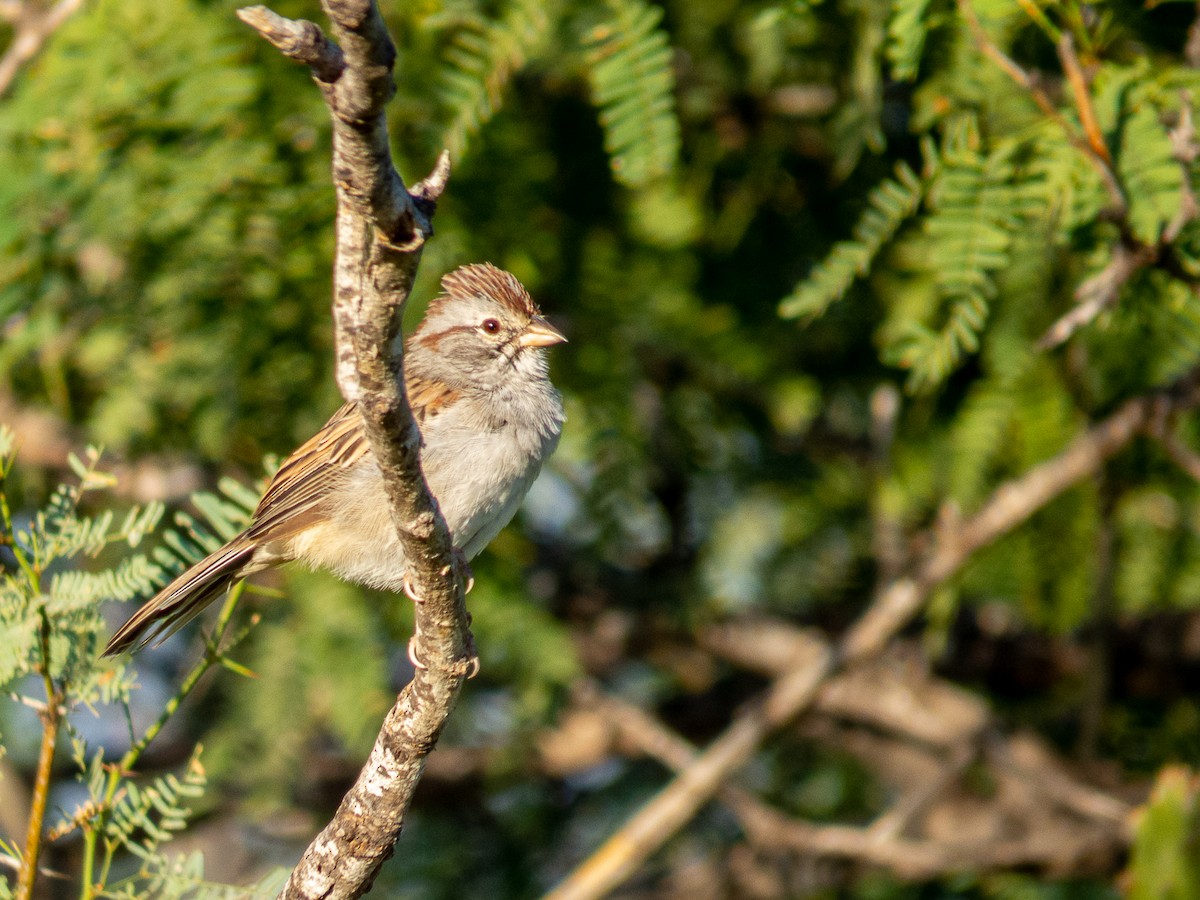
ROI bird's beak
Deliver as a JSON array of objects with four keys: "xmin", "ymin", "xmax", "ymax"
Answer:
[{"xmin": 518, "ymin": 316, "xmax": 568, "ymax": 348}]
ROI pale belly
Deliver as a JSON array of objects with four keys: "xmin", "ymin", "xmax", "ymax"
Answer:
[{"xmin": 284, "ymin": 418, "xmax": 557, "ymax": 591}]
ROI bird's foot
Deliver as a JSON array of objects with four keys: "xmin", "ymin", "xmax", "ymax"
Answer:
[
  {"xmin": 450, "ymin": 547, "xmax": 474, "ymax": 594},
  {"xmin": 404, "ymin": 550, "xmax": 474, "ymax": 603},
  {"xmin": 406, "ymin": 633, "xmax": 481, "ymax": 679},
  {"xmin": 462, "ymin": 629, "xmax": 480, "ymax": 679}
]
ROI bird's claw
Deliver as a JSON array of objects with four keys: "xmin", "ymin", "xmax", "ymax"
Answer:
[
  {"xmin": 407, "ymin": 636, "xmax": 479, "ymax": 679},
  {"xmin": 453, "ymin": 548, "xmax": 475, "ymax": 594},
  {"xmin": 402, "ymin": 572, "xmax": 424, "ymax": 604},
  {"xmin": 407, "ymin": 635, "xmax": 428, "ymax": 670}
]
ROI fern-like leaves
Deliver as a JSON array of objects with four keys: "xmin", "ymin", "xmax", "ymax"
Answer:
[
  {"xmin": 886, "ymin": 0, "xmax": 935, "ymax": 81},
  {"xmin": 780, "ymin": 142, "xmax": 935, "ymax": 320},
  {"xmin": 1091, "ymin": 61, "xmax": 1185, "ymax": 245},
  {"xmin": 1117, "ymin": 101, "xmax": 1183, "ymax": 245},
  {"xmin": 888, "ymin": 125, "xmax": 1028, "ymax": 390},
  {"xmin": 585, "ymin": 0, "xmax": 681, "ymax": 187},
  {"xmin": 438, "ymin": 0, "xmax": 555, "ymax": 157},
  {"xmin": 106, "ymin": 748, "xmax": 206, "ymax": 860},
  {"xmin": 0, "ymin": 444, "xmax": 257, "ymax": 704}
]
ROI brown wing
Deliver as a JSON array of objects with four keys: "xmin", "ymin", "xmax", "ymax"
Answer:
[
  {"xmin": 247, "ymin": 402, "xmax": 369, "ymax": 542},
  {"xmin": 246, "ymin": 374, "xmax": 453, "ymax": 542},
  {"xmin": 406, "ymin": 373, "xmax": 461, "ymax": 423}
]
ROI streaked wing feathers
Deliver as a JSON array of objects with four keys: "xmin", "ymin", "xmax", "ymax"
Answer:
[
  {"xmin": 248, "ymin": 403, "xmax": 368, "ymax": 541},
  {"xmin": 408, "ymin": 374, "xmax": 461, "ymax": 422}
]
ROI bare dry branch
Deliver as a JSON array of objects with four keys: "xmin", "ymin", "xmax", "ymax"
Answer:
[
  {"xmin": 0, "ymin": 1, "xmax": 23, "ymax": 24},
  {"xmin": 735, "ymin": 787, "xmax": 1121, "ymax": 881},
  {"xmin": 545, "ymin": 368, "xmax": 1200, "ymax": 900},
  {"xmin": 240, "ymin": 1, "xmax": 466, "ymax": 897},
  {"xmin": 237, "ymin": 5, "xmax": 344, "ymax": 83},
  {"xmin": 589, "ymin": 675, "xmax": 1126, "ymax": 884},
  {"xmin": 1036, "ymin": 241, "xmax": 1157, "ymax": 350}
]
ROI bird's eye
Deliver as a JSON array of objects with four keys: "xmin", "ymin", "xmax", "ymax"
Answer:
[{"xmin": 482, "ymin": 318, "xmax": 501, "ymax": 334}]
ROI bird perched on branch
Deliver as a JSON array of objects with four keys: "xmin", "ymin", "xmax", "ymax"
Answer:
[{"xmin": 104, "ymin": 263, "xmax": 566, "ymax": 656}]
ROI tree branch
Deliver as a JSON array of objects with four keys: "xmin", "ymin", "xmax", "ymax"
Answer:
[
  {"xmin": 240, "ymin": 2, "xmax": 465, "ymax": 898},
  {"xmin": 1036, "ymin": 240, "xmax": 1157, "ymax": 350},
  {"xmin": 588, "ymin": 673, "xmax": 1125, "ymax": 884},
  {"xmin": 16, "ymin": 616, "xmax": 63, "ymax": 900},
  {"xmin": 545, "ymin": 368, "xmax": 1200, "ymax": 900}
]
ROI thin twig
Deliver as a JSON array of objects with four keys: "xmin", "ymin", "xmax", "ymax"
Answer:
[
  {"xmin": 1145, "ymin": 396, "xmax": 1200, "ymax": 482},
  {"xmin": 1165, "ymin": 99, "xmax": 1200, "ymax": 245},
  {"xmin": 1057, "ymin": 34, "xmax": 1110, "ymax": 164},
  {"xmin": 545, "ymin": 367, "xmax": 1200, "ymax": 900},
  {"xmin": 1037, "ymin": 241, "xmax": 1157, "ymax": 350},
  {"xmin": 870, "ymin": 384, "xmax": 906, "ymax": 585},
  {"xmin": 1187, "ymin": 0, "xmax": 1200, "ymax": 69},
  {"xmin": 1014, "ymin": 0, "xmax": 1061, "ymax": 44},
  {"xmin": 16, "ymin": 614, "xmax": 62, "ymax": 900}
]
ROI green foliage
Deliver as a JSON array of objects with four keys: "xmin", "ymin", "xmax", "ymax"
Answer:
[
  {"xmin": 585, "ymin": 0, "xmax": 681, "ymax": 186},
  {"xmin": 886, "ymin": 121, "xmax": 1029, "ymax": 390},
  {"xmin": 885, "ymin": 0, "xmax": 936, "ymax": 82},
  {"xmin": 103, "ymin": 747, "xmax": 207, "ymax": 862},
  {"xmin": 0, "ymin": 431, "xmax": 263, "ymax": 895},
  {"xmin": 1, "ymin": 441, "xmax": 156, "ymax": 705},
  {"xmin": 1091, "ymin": 60, "xmax": 1188, "ymax": 245},
  {"xmin": 1125, "ymin": 767, "xmax": 1200, "ymax": 900},
  {"xmin": 131, "ymin": 857, "xmax": 289, "ymax": 900},
  {"xmin": 5, "ymin": 0, "xmax": 1200, "ymax": 896},
  {"xmin": 437, "ymin": 0, "xmax": 556, "ymax": 157},
  {"xmin": 0, "ymin": 0, "xmax": 335, "ymax": 463},
  {"xmin": 779, "ymin": 152, "xmax": 932, "ymax": 320}
]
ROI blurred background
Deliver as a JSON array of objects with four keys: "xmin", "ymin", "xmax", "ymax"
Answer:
[{"xmin": 3, "ymin": 0, "xmax": 1200, "ymax": 897}]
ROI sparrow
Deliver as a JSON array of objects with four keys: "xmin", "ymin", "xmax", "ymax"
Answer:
[{"xmin": 104, "ymin": 263, "xmax": 566, "ymax": 656}]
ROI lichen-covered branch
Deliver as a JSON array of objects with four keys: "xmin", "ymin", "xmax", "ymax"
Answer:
[{"xmin": 238, "ymin": 2, "xmax": 467, "ymax": 898}]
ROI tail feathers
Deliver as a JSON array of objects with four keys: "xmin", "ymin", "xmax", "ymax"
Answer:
[{"xmin": 103, "ymin": 538, "xmax": 260, "ymax": 657}]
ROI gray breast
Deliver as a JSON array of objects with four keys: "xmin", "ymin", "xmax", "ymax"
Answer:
[{"xmin": 420, "ymin": 384, "xmax": 564, "ymax": 557}]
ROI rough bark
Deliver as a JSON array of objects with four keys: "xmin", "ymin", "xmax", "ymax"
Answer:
[{"xmin": 239, "ymin": 3, "xmax": 467, "ymax": 898}]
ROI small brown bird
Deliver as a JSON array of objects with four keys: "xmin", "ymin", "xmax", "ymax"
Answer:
[{"xmin": 104, "ymin": 264, "xmax": 566, "ymax": 655}]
